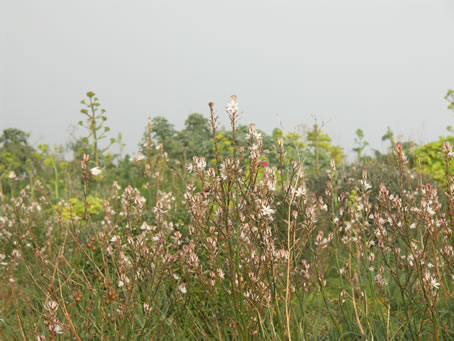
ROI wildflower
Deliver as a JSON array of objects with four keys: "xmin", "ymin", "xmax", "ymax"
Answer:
[
  {"xmin": 253, "ymin": 130, "xmax": 262, "ymax": 140},
  {"xmin": 196, "ymin": 158, "xmax": 206, "ymax": 170},
  {"xmin": 178, "ymin": 283, "xmax": 187, "ymax": 294},
  {"xmin": 140, "ymin": 222, "xmax": 151, "ymax": 231},
  {"xmin": 375, "ymin": 274, "xmax": 386, "ymax": 287},
  {"xmin": 90, "ymin": 166, "xmax": 102, "ymax": 176},
  {"xmin": 52, "ymin": 324, "xmax": 63, "ymax": 335},
  {"xmin": 442, "ymin": 141, "xmax": 454, "ymax": 157},
  {"xmin": 31, "ymin": 202, "xmax": 41, "ymax": 212},
  {"xmin": 217, "ymin": 268, "xmax": 225, "ymax": 279},
  {"xmin": 8, "ymin": 171, "xmax": 16, "ymax": 180},
  {"xmin": 431, "ymin": 277, "xmax": 440, "ymax": 290},
  {"xmin": 360, "ymin": 180, "xmax": 372, "ymax": 191},
  {"xmin": 143, "ymin": 303, "xmax": 151, "ymax": 313},
  {"xmin": 393, "ymin": 142, "xmax": 407, "ymax": 163},
  {"xmin": 261, "ymin": 204, "xmax": 275, "ymax": 218},
  {"xmin": 45, "ymin": 300, "xmax": 58, "ymax": 313},
  {"xmin": 294, "ymin": 186, "xmax": 306, "ymax": 198},
  {"xmin": 226, "ymin": 95, "xmax": 239, "ymax": 116}
]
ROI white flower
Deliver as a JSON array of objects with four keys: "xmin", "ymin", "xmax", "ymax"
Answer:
[
  {"xmin": 253, "ymin": 131, "xmax": 262, "ymax": 140},
  {"xmin": 143, "ymin": 303, "xmax": 151, "ymax": 313},
  {"xmin": 196, "ymin": 158, "xmax": 206, "ymax": 170},
  {"xmin": 45, "ymin": 300, "xmax": 58, "ymax": 313},
  {"xmin": 178, "ymin": 283, "xmax": 187, "ymax": 294},
  {"xmin": 186, "ymin": 163, "xmax": 193, "ymax": 173},
  {"xmin": 8, "ymin": 171, "xmax": 16, "ymax": 180},
  {"xmin": 140, "ymin": 222, "xmax": 151, "ymax": 231},
  {"xmin": 431, "ymin": 278, "xmax": 440, "ymax": 290},
  {"xmin": 226, "ymin": 95, "xmax": 239, "ymax": 115},
  {"xmin": 261, "ymin": 204, "xmax": 275, "ymax": 218},
  {"xmin": 294, "ymin": 187, "xmax": 306, "ymax": 198},
  {"xmin": 53, "ymin": 324, "xmax": 63, "ymax": 334},
  {"xmin": 137, "ymin": 152, "xmax": 145, "ymax": 161},
  {"xmin": 118, "ymin": 280, "xmax": 124, "ymax": 288},
  {"xmin": 90, "ymin": 166, "xmax": 102, "ymax": 176},
  {"xmin": 217, "ymin": 268, "xmax": 225, "ymax": 279},
  {"xmin": 360, "ymin": 180, "xmax": 372, "ymax": 191}
]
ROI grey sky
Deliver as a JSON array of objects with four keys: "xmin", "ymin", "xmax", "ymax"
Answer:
[{"xmin": 1, "ymin": 0, "xmax": 454, "ymax": 158}]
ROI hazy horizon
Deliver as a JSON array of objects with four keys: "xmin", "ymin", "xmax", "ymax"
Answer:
[{"xmin": 1, "ymin": 1, "xmax": 454, "ymax": 158}]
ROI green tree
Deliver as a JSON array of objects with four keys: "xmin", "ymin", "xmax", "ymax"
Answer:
[
  {"xmin": 271, "ymin": 128, "xmax": 305, "ymax": 166},
  {"xmin": 0, "ymin": 128, "xmax": 40, "ymax": 196},
  {"xmin": 176, "ymin": 113, "xmax": 212, "ymax": 161},
  {"xmin": 306, "ymin": 123, "xmax": 343, "ymax": 170},
  {"xmin": 139, "ymin": 116, "xmax": 183, "ymax": 161},
  {"xmin": 0, "ymin": 128, "xmax": 39, "ymax": 178}
]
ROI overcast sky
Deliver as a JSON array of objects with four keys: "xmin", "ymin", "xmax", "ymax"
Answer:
[{"xmin": 1, "ymin": 0, "xmax": 454, "ymax": 158}]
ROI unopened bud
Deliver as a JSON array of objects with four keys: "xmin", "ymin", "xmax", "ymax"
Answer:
[{"xmin": 442, "ymin": 141, "xmax": 452, "ymax": 154}]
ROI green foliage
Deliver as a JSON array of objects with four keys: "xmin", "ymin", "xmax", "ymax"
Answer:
[
  {"xmin": 446, "ymin": 89, "xmax": 454, "ymax": 111},
  {"xmin": 305, "ymin": 123, "xmax": 344, "ymax": 170},
  {"xmin": 414, "ymin": 136, "xmax": 454, "ymax": 183},
  {"xmin": 37, "ymin": 144, "xmax": 67, "ymax": 199},
  {"xmin": 139, "ymin": 116, "xmax": 183, "ymax": 162},
  {"xmin": 0, "ymin": 128, "xmax": 40, "ymax": 196},
  {"xmin": 176, "ymin": 113, "xmax": 212, "ymax": 161},
  {"xmin": 59, "ymin": 196, "xmax": 105, "ymax": 220},
  {"xmin": 352, "ymin": 128, "xmax": 368, "ymax": 162},
  {"xmin": 0, "ymin": 128, "xmax": 38, "ymax": 177},
  {"xmin": 381, "ymin": 126, "xmax": 395, "ymax": 149}
]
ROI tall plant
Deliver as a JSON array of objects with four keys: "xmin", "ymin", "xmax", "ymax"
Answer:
[{"xmin": 78, "ymin": 91, "xmax": 115, "ymax": 167}]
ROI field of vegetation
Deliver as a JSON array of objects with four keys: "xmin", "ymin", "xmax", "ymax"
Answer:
[{"xmin": 1, "ymin": 91, "xmax": 454, "ymax": 340}]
